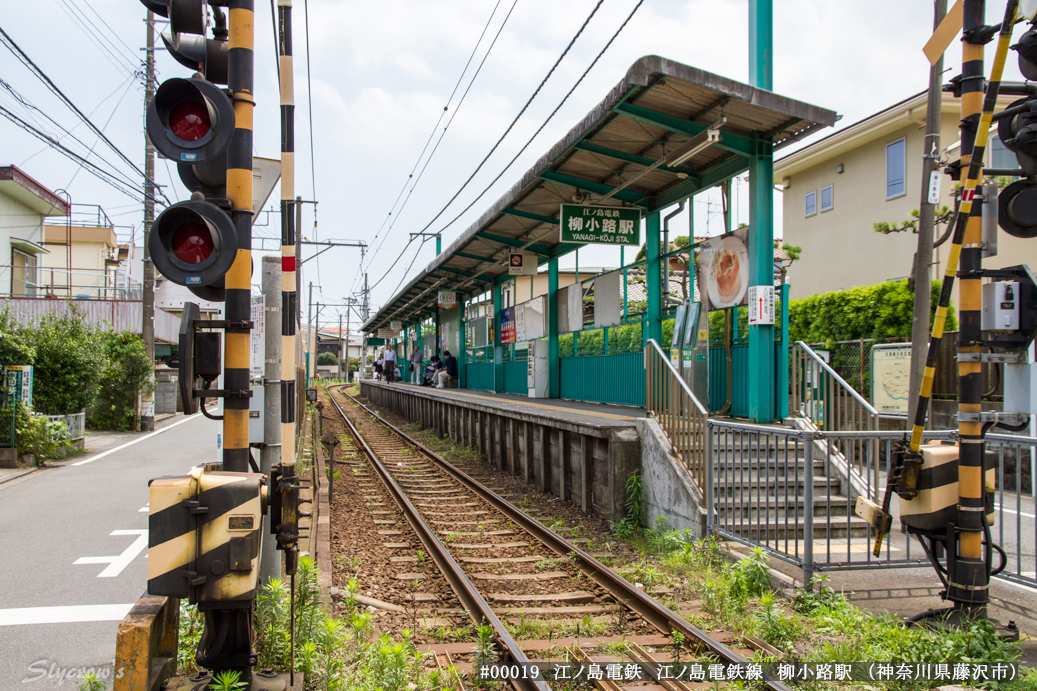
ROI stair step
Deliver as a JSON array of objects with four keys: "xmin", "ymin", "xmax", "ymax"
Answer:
[
  {"xmin": 713, "ymin": 477, "xmax": 840, "ymax": 493},
  {"xmin": 719, "ymin": 517, "xmax": 871, "ymax": 540},
  {"xmin": 714, "ymin": 496, "xmax": 851, "ymax": 518}
]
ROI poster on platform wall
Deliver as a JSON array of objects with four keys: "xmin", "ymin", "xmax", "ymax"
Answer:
[
  {"xmin": 593, "ymin": 271, "xmax": 622, "ymax": 329},
  {"xmin": 697, "ymin": 227, "xmax": 749, "ymax": 310},
  {"xmin": 501, "ymin": 307, "xmax": 517, "ymax": 344},
  {"xmin": 524, "ymin": 296, "xmax": 545, "ymax": 340},
  {"xmin": 556, "ymin": 291, "xmax": 569, "ymax": 337},
  {"xmin": 515, "ymin": 303, "xmax": 527, "ymax": 342},
  {"xmin": 567, "ymin": 283, "xmax": 583, "ymax": 332}
]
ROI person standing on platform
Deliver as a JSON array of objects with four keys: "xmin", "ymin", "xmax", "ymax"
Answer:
[
  {"xmin": 374, "ymin": 354, "xmax": 384, "ymax": 380},
  {"xmin": 383, "ymin": 346, "xmax": 397, "ymax": 383},
  {"xmin": 409, "ymin": 347, "xmax": 422, "ymax": 383},
  {"xmin": 436, "ymin": 350, "xmax": 458, "ymax": 389}
]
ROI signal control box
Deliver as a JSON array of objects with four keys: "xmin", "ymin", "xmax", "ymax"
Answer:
[
  {"xmin": 900, "ymin": 442, "xmax": 995, "ymax": 533},
  {"xmin": 982, "ymin": 281, "xmax": 1021, "ymax": 332},
  {"xmin": 147, "ymin": 465, "xmax": 268, "ymax": 607}
]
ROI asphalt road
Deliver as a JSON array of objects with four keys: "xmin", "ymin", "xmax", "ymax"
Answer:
[{"xmin": 0, "ymin": 413, "xmax": 219, "ymax": 690}]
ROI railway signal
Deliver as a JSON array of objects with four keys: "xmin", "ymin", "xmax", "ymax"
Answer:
[
  {"xmin": 995, "ymin": 29, "xmax": 1037, "ymax": 238},
  {"xmin": 141, "ymin": 0, "xmax": 265, "ymax": 683},
  {"xmin": 144, "ymin": 1, "xmax": 235, "ymax": 300}
]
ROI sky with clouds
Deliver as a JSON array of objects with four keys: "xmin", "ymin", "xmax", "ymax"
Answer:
[{"xmin": 0, "ymin": 0, "xmax": 1026, "ymax": 324}]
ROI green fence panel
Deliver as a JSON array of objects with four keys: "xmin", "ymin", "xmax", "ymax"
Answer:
[
  {"xmin": 709, "ymin": 342, "xmax": 788, "ymax": 418},
  {"xmin": 466, "ymin": 362, "xmax": 495, "ymax": 392},
  {"xmin": 559, "ymin": 352, "xmax": 644, "ymax": 407},
  {"xmin": 503, "ymin": 361, "xmax": 527, "ymax": 395}
]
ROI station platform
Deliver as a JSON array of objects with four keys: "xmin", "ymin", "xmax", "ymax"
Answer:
[
  {"xmin": 357, "ymin": 379, "xmax": 642, "ymax": 520},
  {"xmin": 365, "ymin": 380, "xmax": 643, "ymax": 428}
]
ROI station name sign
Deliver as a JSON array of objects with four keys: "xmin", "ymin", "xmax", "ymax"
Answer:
[{"xmin": 559, "ymin": 204, "xmax": 640, "ymax": 246}]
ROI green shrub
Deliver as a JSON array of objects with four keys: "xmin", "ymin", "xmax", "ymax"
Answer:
[
  {"xmin": 0, "ymin": 307, "xmax": 34, "ymax": 370},
  {"xmin": 89, "ymin": 333, "xmax": 155, "ymax": 430},
  {"xmin": 789, "ymin": 279, "xmax": 956, "ymax": 344},
  {"xmin": 23, "ymin": 309, "xmax": 104, "ymax": 415},
  {"xmin": 316, "ymin": 351, "xmax": 338, "ymax": 367},
  {"xmin": 16, "ymin": 406, "xmax": 70, "ymax": 459}
]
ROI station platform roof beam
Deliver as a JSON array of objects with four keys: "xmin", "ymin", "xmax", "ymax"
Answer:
[{"xmin": 363, "ymin": 55, "xmax": 835, "ymax": 333}]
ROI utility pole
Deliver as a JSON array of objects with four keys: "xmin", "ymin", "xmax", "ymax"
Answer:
[
  {"xmin": 908, "ymin": 0, "xmax": 947, "ymax": 429},
  {"xmin": 296, "ymin": 195, "xmax": 303, "ymax": 332},
  {"xmin": 260, "ymin": 255, "xmax": 282, "ymax": 584},
  {"xmin": 338, "ymin": 312, "xmax": 343, "ymax": 378},
  {"xmin": 141, "ymin": 9, "xmax": 156, "ymax": 432},
  {"xmin": 345, "ymin": 298, "xmax": 352, "ymax": 380},
  {"xmin": 363, "ymin": 273, "xmax": 369, "ymax": 379}
]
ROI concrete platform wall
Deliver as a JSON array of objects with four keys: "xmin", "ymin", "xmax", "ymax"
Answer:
[{"xmin": 359, "ymin": 382, "xmax": 640, "ymax": 521}]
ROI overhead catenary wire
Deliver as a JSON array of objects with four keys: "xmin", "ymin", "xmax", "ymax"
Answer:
[
  {"xmin": 56, "ymin": 0, "xmax": 141, "ymax": 84},
  {"xmin": 359, "ymin": 0, "xmax": 519, "ymax": 296},
  {"xmin": 428, "ymin": 0, "xmax": 645, "ymax": 239},
  {"xmin": 410, "ymin": 0, "xmax": 606, "ymax": 238},
  {"xmin": 389, "ymin": 0, "xmax": 645, "ymax": 294},
  {"xmin": 0, "ymin": 24, "xmax": 169, "ymax": 205},
  {"xmin": 352, "ymin": 0, "xmax": 509, "ymax": 297}
]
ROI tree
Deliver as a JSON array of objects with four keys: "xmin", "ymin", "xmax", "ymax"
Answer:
[
  {"xmin": 316, "ymin": 351, "xmax": 339, "ymax": 366},
  {"xmin": 25, "ymin": 309, "xmax": 104, "ymax": 415},
  {"xmin": 90, "ymin": 333, "xmax": 156, "ymax": 430}
]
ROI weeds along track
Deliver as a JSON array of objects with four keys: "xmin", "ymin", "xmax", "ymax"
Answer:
[{"xmin": 326, "ymin": 385, "xmax": 791, "ymax": 691}]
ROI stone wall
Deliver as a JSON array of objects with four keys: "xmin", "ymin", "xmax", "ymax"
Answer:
[{"xmin": 359, "ymin": 381, "xmax": 641, "ymax": 522}]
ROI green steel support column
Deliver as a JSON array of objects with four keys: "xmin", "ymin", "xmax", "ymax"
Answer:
[
  {"xmin": 646, "ymin": 210, "xmax": 663, "ymax": 344},
  {"xmin": 688, "ymin": 195, "xmax": 695, "ymax": 299},
  {"xmin": 723, "ymin": 182, "xmax": 732, "ymax": 232},
  {"xmin": 436, "ymin": 234, "xmax": 441, "ymax": 256},
  {"xmin": 493, "ymin": 282, "xmax": 503, "ymax": 392},
  {"xmin": 435, "ymin": 309, "xmax": 441, "ymax": 359},
  {"xmin": 747, "ymin": 133, "xmax": 775, "ymax": 422},
  {"xmin": 749, "ymin": 0, "xmax": 773, "ymax": 90},
  {"xmin": 777, "ymin": 282, "xmax": 790, "ymax": 418},
  {"xmin": 459, "ymin": 297, "xmax": 467, "ymax": 389},
  {"xmin": 548, "ymin": 258, "xmax": 560, "ymax": 398}
]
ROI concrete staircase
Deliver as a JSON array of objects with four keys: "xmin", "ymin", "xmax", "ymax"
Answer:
[{"xmin": 710, "ymin": 433, "xmax": 871, "ymax": 542}]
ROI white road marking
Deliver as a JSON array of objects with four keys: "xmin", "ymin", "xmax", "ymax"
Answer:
[
  {"xmin": 74, "ymin": 530, "xmax": 148, "ymax": 578},
  {"xmin": 72, "ymin": 415, "xmax": 201, "ymax": 466},
  {"xmin": 996, "ymin": 505, "xmax": 1036, "ymax": 519},
  {"xmin": 0, "ymin": 604, "xmax": 134, "ymax": 626}
]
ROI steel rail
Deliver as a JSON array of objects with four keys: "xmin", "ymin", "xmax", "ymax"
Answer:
[
  {"xmin": 330, "ymin": 384, "xmax": 792, "ymax": 691},
  {"xmin": 325, "ymin": 386, "xmax": 550, "ymax": 691}
]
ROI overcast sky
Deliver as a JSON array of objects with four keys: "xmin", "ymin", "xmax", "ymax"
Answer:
[{"xmin": 1, "ymin": 0, "xmax": 1025, "ymax": 324}]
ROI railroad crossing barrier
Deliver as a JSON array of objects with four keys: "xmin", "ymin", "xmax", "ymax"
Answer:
[{"xmin": 113, "ymin": 594, "xmax": 178, "ymax": 691}]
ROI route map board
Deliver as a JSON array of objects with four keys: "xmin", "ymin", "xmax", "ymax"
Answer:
[{"xmin": 871, "ymin": 344, "xmax": 912, "ymax": 414}]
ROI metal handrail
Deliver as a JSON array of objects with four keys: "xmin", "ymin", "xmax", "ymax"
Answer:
[
  {"xmin": 645, "ymin": 338, "xmax": 709, "ymax": 487},
  {"xmin": 646, "ymin": 339, "xmax": 708, "ymax": 414},
  {"xmin": 793, "ymin": 341, "xmax": 879, "ymax": 416},
  {"xmin": 790, "ymin": 340, "xmax": 880, "ymax": 499}
]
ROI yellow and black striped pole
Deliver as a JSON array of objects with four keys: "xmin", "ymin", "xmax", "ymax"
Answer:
[
  {"xmin": 875, "ymin": 1, "xmax": 1018, "ymax": 611},
  {"xmin": 223, "ymin": 0, "xmax": 255, "ymax": 474},
  {"xmin": 278, "ymin": 0, "xmax": 297, "ymax": 496}
]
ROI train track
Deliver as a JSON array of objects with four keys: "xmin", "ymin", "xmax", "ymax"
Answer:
[{"xmin": 326, "ymin": 384, "xmax": 790, "ymax": 691}]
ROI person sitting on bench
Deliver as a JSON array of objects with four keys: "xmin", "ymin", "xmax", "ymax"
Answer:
[
  {"xmin": 421, "ymin": 356, "xmax": 441, "ymax": 386},
  {"xmin": 435, "ymin": 350, "xmax": 458, "ymax": 389}
]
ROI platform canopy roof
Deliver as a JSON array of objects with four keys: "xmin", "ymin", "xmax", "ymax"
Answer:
[{"xmin": 363, "ymin": 55, "xmax": 837, "ymax": 334}]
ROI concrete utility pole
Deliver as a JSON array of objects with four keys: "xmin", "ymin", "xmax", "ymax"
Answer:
[
  {"xmin": 260, "ymin": 255, "xmax": 281, "ymax": 584},
  {"xmin": 296, "ymin": 195, "xmax": 303, "ymax": 332},
  {"xmin": 908, "ymin": 0, "xmax": 947, "ymax": 428},
  {"xmin": 141, "ymin": 9, "xmax": 156, "ymax": 432},
  {"xmin": 338, "ymin": 312, "xmax": 343, "ymax": 378}
]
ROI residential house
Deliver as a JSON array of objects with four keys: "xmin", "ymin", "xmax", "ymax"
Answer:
[
  {"xmin": 0, "ymin": 166, "xmax": 68, "ymax": 296},
  {"xmin": 774, "ymin": 91, "xmax": 1033, "ymax": 299},
  {"xmin": 41, "ymin": 206, "xmax": 130, "ymax": 299}
]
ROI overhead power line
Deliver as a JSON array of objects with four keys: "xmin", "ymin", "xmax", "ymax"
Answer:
[
  {"xmin": 0, "ymin": 24, "xmax": 169, "ymax": 205},
  {"xmin": 411, "ymin": 0, "xmax": 606, "ymax": 237},
  {"xmin": 0, "ymin": 77, "xmax": 146, "ymax": 197},
  {"xmin": 358, "ymin": 0, "xmax": 518, "ymax": 295},
  {"xmin": 429, "ymin": 0, "xmax": 646, "ymax": 239},
  {"xmin": 0, "ymin": 104, "xmax": 158, "ymax": 203}
]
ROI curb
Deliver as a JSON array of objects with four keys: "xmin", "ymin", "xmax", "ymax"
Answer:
[
  {"xmin": 311, "ymin": 406, "xmax": 333, "ymax": 605},
  {"xmin": 0, "ymin": 467, "xmax": 37, "ymax": 486}
]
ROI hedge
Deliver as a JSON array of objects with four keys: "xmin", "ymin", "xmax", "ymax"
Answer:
[{"xmin": 788, "ymin": 280, "xmax": 955, "ymax": 344}]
